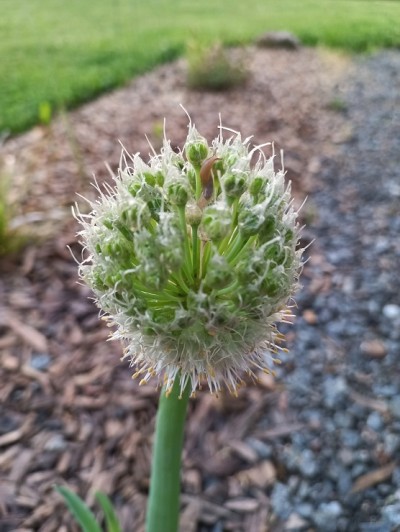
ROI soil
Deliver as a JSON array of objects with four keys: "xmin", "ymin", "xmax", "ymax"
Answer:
[{"xmin": 0, "ymin": 46, "xmax": 394, "ymax": 531}]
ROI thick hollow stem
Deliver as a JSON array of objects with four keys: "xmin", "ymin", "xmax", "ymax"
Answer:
[{"xmin": 146, "ymin": 378, "xmax": 191, "ymax": 532}]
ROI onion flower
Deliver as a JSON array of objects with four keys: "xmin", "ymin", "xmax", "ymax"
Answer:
[{"xmin": 76, "ymin": 120, "xmax": 303, "ymax": 396}]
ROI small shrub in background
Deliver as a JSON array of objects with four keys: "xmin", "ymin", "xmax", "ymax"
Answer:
[
  {"xmin": 186, "ymin": 41, "xmax": 248, "ymax": 91},
  {"xmin": 327, "ymin": 97, "xmax": 347, "ymax": 113},
  {"xmin": 0, "ymin": 170, "xmax": 27, "ymax": 257},
  {"xmin": 38, "ymin": 101, "xmax": 52, "ymax": 126}
]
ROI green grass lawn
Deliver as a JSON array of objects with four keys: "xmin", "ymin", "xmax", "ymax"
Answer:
[{"xmin": 1, "ymin": 0, "xmax": 399, "ymax": 134}]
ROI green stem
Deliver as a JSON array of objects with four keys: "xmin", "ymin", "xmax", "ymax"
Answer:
[
  {"xmin": 170, "ymin": 270, "xmax": 191, "ymax": 295},
  {"xmin": 224, "ymin": 232, "xmax": 245, "ymax": 262},
  {"xmin": 135, "ymin": 288, "xmax": 182, "ymax": 303},
  {"xmin": 146, "ymin": 378, "xmax": 191, "ymax": 532},
  {"xmin": 200, "ymin": 240, "xmax": 211, "ymax": 279},
  {"xmin": 218, "ymin": 226, "xmax": 238, "ymax": 256},
  {"xmin": 195, "ymin": 168, "xmax": 202, "ymax": 200},
  {"xmin": 166, "ymin": 279, "xmax": 184, "ymax": 296},
  {"xmin": 229, "ymin": 235, "xmax": 257, "ymax": 267},
  {"xmin": 177, "ymin": 206, "xmax": 193, "ymax": 283},
  {"xmin": 191, "ymin": 224, "xmax": 200, "ymax": 282},
  {"xmin": 231, "ymin": 197, "xmax": 239, "ymax": 228},
  {"xmin": 215, "ymin": 279, "xmax": 240, "ymax": 297}
]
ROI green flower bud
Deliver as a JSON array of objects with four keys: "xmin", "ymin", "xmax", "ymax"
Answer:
[
  {"xmin": 102, "ymin": 218, "xmax": 113, "ymax": 230},
  {"xmin": 128, "ymin": 181, "xmax": 141, "ymax": 197},
  {"xmin": 120, "ymin": 198, "xmax": 151, "ymax": 230},
  {"xmin": 223, "ymin": 171, "xmax": 247, "ymax": 199},
  {"xmin": 186, "ymin": 140, "xmax": 209, "ymax": 168},
  {"xmin": 166, "ymin": 180, "xmax": 189, "ymax": 206},
  {"xmin": 212, "ymin": 158, "xmax": 225, "ymax": 176},
  {"xmin": 261, "ymin": 268, "xmax": 286, "ymax": 298},
  {"xmin": 202, "ymin": 204, "xmax": 231, "ymax": 242},
  {"xmin": 158, "ymin": 215, "xmax": 183, "ymax": 264},
  {"xmin": 156, "ymin": 171, "xmax": 165, "ymax": 186},
  {"xmin": 91, "ymin": 267, "xmax": 108, "ymax": 291},
  {"xmin": 264, "ymin": 241, "xmax": 287, "ymax": 266},
  {"xmin": 143, "ymin": 171, "xmax": 156, "ymax": 187},
  {"xmin": 238, "ymin": 204, "xmax": 264, "ymax": 237},
  {"xmin": 203, "ymin": 254, "xmax": 233, "ymax": 289},
  {"xmin": 249, "ymin": 176, "xmax": 265, "ymax": 198},
  {"xmin": 284, "ymin": 227, "xmax": 294, "ymax": 243},
  {"xmin": 185, "ymin": 202, "xmax": 203, "ymax": 226},
  {"xmin": 150, "ymin": 306, "xmax": 176, "ymax": 326},
  {"xmin": 258, "ymin": 215, "xmax": 276, "ymax": 243}
]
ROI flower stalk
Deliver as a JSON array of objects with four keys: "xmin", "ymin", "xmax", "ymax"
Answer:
[
  {"xmin": 75, "ymin": 116, "xmax": 305, "ymax": 531},
  {"xmin": 146, "ymin": 377, "xmax": 191, "ymax": 532}
]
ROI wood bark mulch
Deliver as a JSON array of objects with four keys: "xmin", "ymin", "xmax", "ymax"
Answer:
[{"xmin": 0, "ymin": 46, "xmax": 353, "ymax": 531}]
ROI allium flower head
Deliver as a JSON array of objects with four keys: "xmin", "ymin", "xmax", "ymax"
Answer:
[{"xmin": 76, "ymin": 119, "xmax": 304, "ymax": 396}]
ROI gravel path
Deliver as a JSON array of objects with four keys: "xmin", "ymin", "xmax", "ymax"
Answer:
[
  {"xmin": 268, "ymin": 51, "xmax": 400, "ymax": 531},
  {"xmin": 1, "ymin": 48, "xmax": 399, "ymax": 532}
]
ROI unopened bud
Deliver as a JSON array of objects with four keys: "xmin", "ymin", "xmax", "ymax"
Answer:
[
  {"xmin": 185, "ymin": 202, "xmax": 203, "ymax": 226},
  {"xmin": 167, "ymin": 180, "xmax": 189, "ymax": 206},
  {"xmin": 186, "ymin": 140, "xmax": 209, "ymax": 168},
  {"xmin": 223, "ymin": 172, "xmax": 247, "ymax": 199},
  {"xmin": 202, "ymin": 204, "xmax": 231, "ymax": 241}
]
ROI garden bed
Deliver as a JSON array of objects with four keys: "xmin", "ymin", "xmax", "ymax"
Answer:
[{"xmin": 1, "ymin": 46, "xmax": 399, "ymax": 531}]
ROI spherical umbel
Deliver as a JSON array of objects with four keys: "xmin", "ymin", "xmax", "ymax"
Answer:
[{"xmin": 75, "ymin": 119, "xmax": 304, "ymax": 396}]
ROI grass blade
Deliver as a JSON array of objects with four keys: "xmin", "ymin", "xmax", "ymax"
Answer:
[
  {"xmin": 56, "ymin": 486, "xmax": 102, "ymax": 532},
  {"xmin": 95, "ymin": 492, "xmax": 122, "ymax": 532}
]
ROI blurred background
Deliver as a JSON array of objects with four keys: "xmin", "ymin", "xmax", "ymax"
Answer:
[{"xmin": 1, "ymin": 1, "xmax": 400, "ymax": 531}]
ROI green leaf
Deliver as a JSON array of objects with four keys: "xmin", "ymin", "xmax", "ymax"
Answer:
[
  {"xmin": 56, "ymin": 486, "xmax": 102, "ymax": 532},
  {"xmin": 95, "ymin": 492, "xmax": 122, "ymax": 532}
]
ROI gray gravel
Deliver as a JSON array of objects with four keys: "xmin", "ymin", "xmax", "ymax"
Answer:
[{"xmin": 270, "ymin": 51, "xmax": 400, "ymax": 531}]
